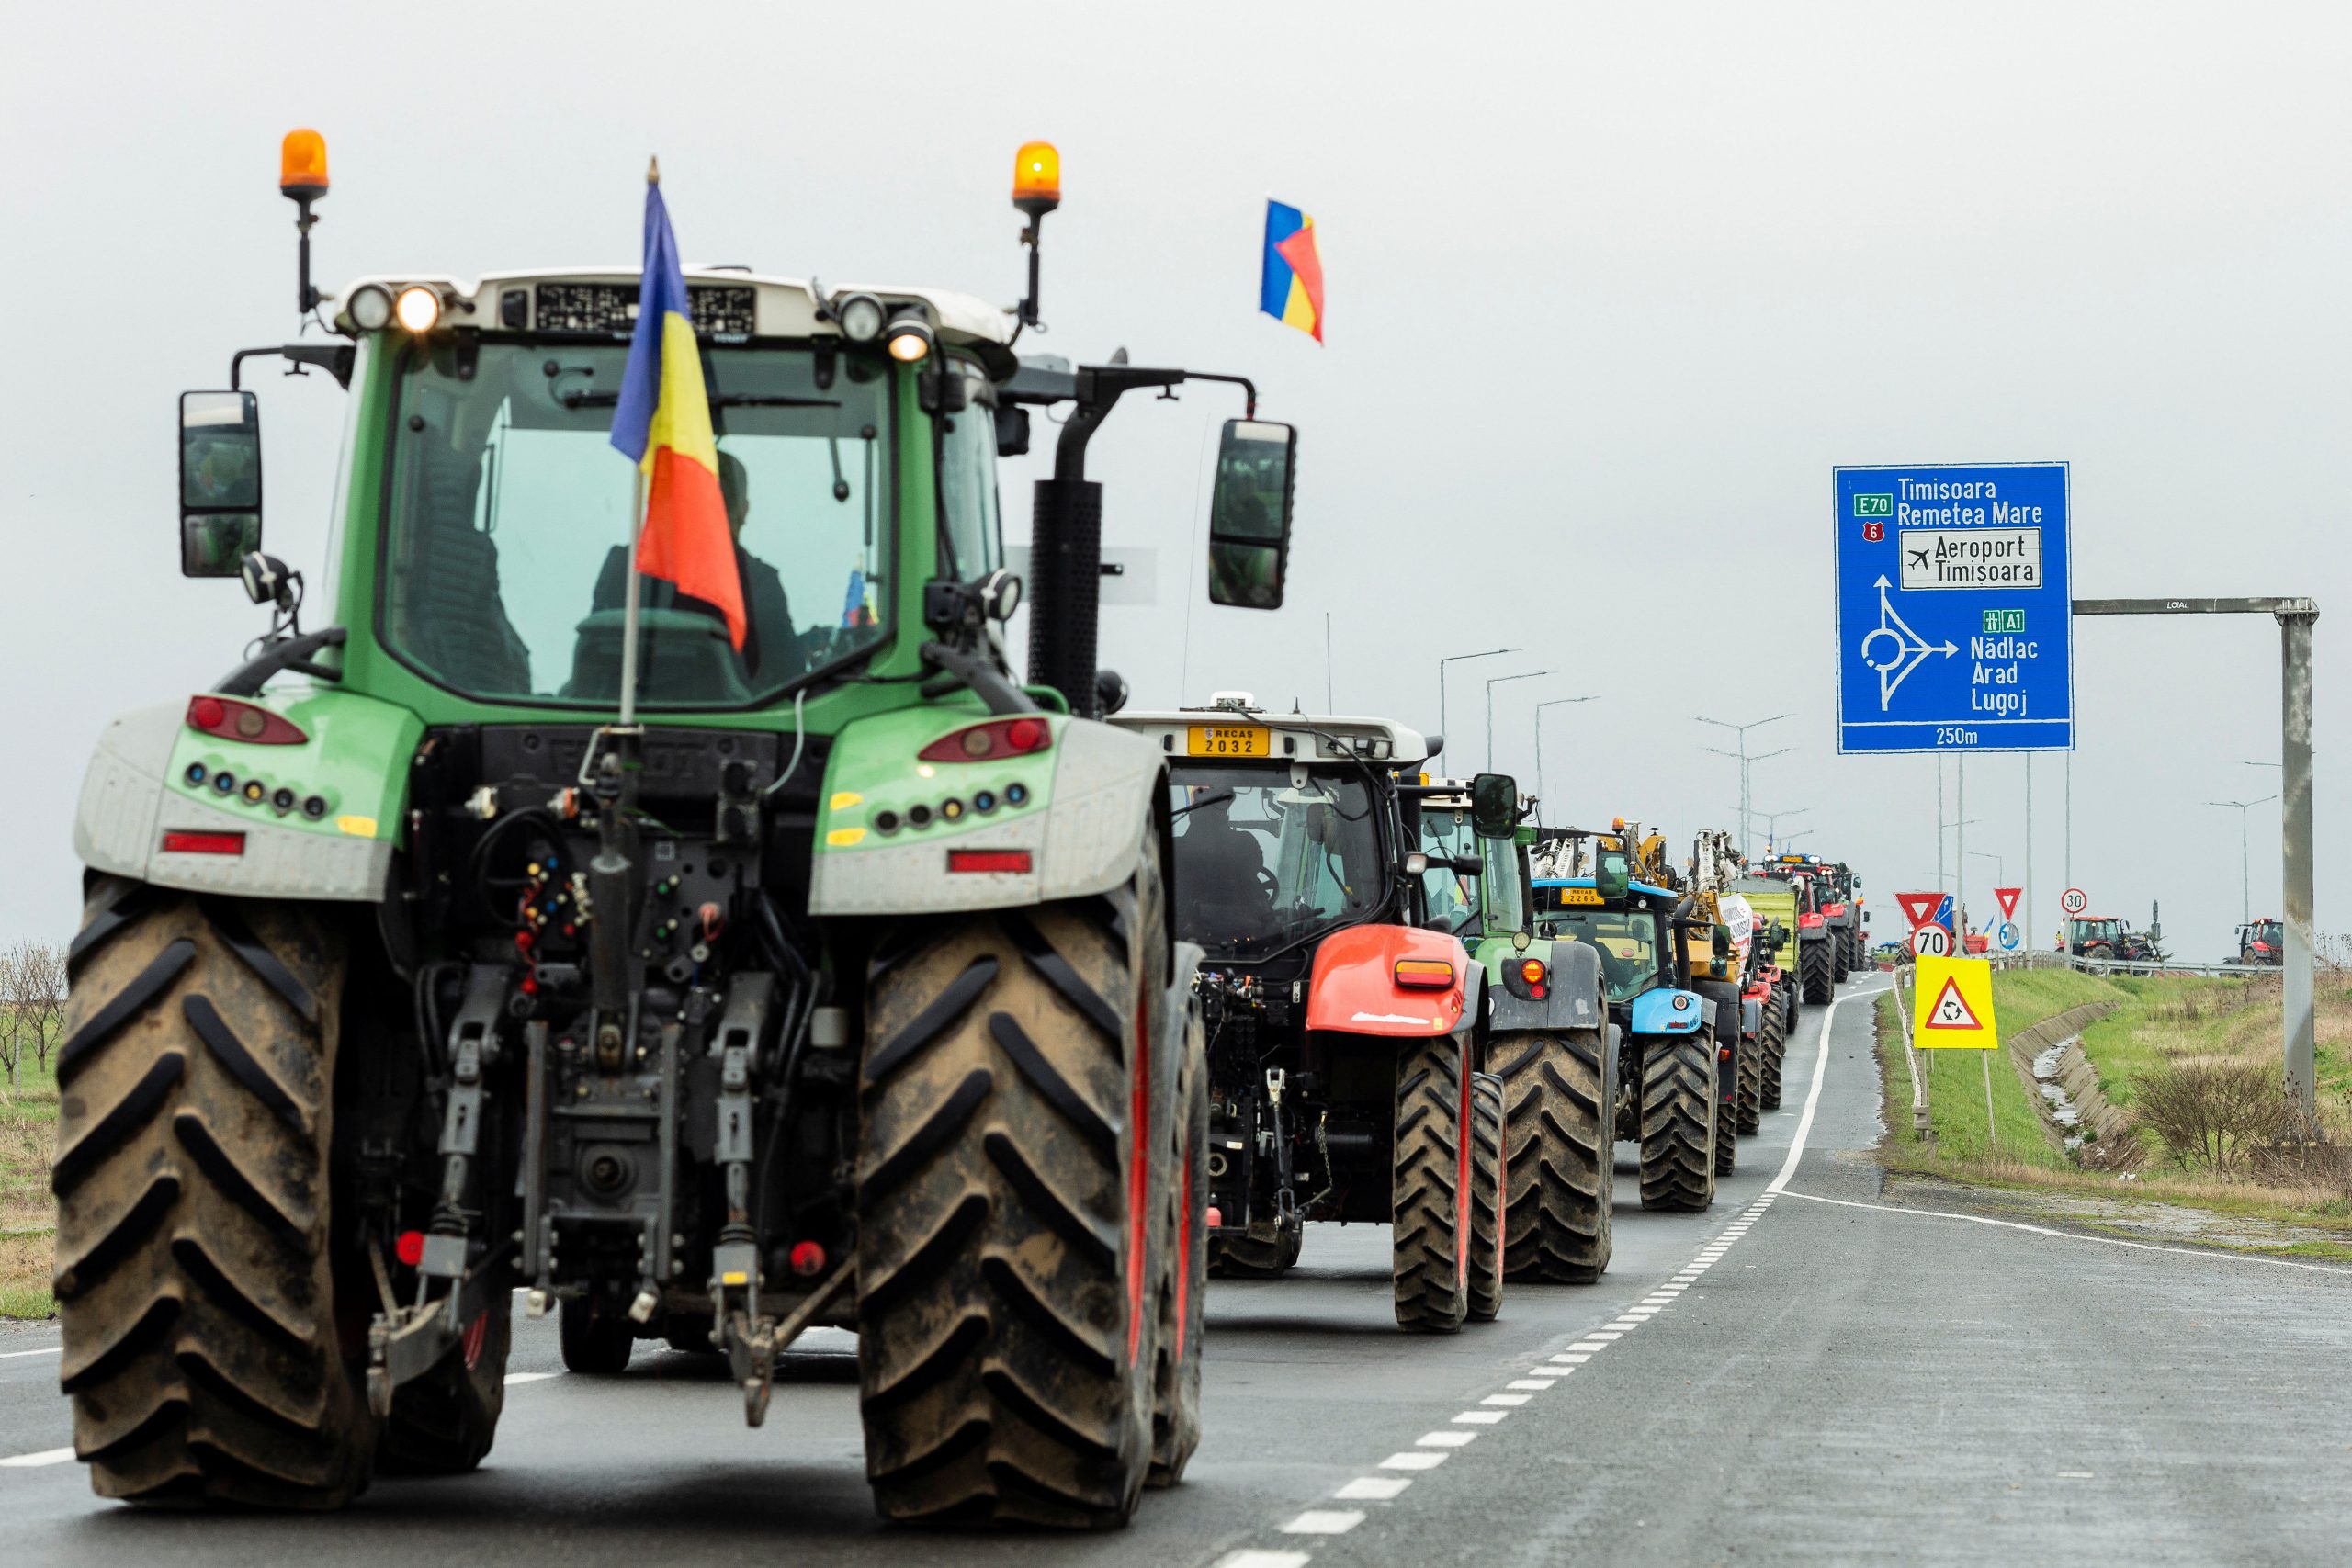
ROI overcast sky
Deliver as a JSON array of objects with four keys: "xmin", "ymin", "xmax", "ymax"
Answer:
[{"xmin": 4, "ymin": 0, "xmax": 2346, "ymax": 966}]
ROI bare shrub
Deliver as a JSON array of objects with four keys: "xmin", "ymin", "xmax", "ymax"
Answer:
[{"xmin": 2135, "ymin": 1060, "xmax": 2299, "ymax": 1173}]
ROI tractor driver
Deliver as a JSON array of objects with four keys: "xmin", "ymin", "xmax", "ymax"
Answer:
[
  {"xmin": 593, "ymin": 449, "xmax": 799, "ymax": 682},
  {"xmin": 1173, "ymin": 785, "xmax": 1277, "ymax": 939}
]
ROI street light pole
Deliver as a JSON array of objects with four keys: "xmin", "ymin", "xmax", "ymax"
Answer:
[
  {"xmin": 1437, "ymin": 649, "xmax": 1517, "ymax": 760},
  {"xmin": 1532, "ymin": 697, "xmax": 1597, "ymax": 821},
  {"xmin": 1697, "ymin": 714, "xmax": 1790, "ymax": 858},
  {"xmin": 2207, "ymin": 796, "xmax": 2277, "ymax": 925},
  {"xmin": 1486, "ymin": 671, "xmax": 1547, "ymax": 775},
  {"xmin": 1749, "ymin": 806, "xmax": 1811, "ymax": 853}
]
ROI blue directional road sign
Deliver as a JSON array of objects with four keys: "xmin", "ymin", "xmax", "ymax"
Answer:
[{"xmin": 1835, "ymin": 463, "xmax": 2073, "ymax": 753}]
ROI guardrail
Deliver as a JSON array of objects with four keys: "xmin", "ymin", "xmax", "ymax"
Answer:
[{"xmin": 1920, "ymin": 949, "xmax": 2293, "ymax": 979}]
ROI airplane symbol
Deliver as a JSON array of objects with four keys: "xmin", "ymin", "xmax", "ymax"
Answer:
[
  {"xmin": 1858, "ymin": 574, "xmax": 1957, "ymax": 711},
  {"xmin": 1906, "ymin": 547, "xmax": 1928, "ymax": 572}
]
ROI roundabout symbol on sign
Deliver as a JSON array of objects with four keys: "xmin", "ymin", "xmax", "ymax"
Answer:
[
  {"xmin": 1999, "ymin": 921, "xmax": 2020, "ymax": 950},
  {"xmin": 2060, "ymin": 887, "xmax": 2087, "ymax": 917},
  {"xmin": 1911, "ymin": 925, "xmax": 1952, "ymax": 958}
]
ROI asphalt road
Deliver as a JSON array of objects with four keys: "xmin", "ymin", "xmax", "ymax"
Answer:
[{"xmin": 5, "ymin": 973, "xmax": 2348, "ymax": 1566}]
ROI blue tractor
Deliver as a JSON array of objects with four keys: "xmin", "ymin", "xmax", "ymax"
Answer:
[{"xmin": 1532, "ymin": 846, "xmax": 1724, "ymax": 1211}]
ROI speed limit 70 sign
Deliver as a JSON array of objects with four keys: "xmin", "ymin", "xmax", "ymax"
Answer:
[{"xmin": 1911, "ymin": 925, "xmax": 1952, "ymax": 958}]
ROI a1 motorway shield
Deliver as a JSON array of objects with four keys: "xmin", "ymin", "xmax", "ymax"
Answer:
[{"xmin": 1835, "ymin": 463, "xmax": 2074, "ymax": 753}]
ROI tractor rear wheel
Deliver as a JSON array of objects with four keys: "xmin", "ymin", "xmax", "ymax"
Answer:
[
  {"xmin": 1736, "ymin": 1027, "xmax": 1762, "ymax": 1135},
  {"xmin": 1637, "ymin": 1029, "xmax": 1717, "ymax": 1211},
  {"xmin": 1712, "ymin": 1062, "xmax": 1737, "ymax": 1179},
  {"xmin": 1466, "ymin": 1072, "xmax": 1504, "ymax": 1323},
  {"xmin": 1758, "ymin": 992, "xmax": 1787, "ymax": 1112},
  {"xmin": 855, "ymin": 854, "xmax": 1169, "ymax": 1529},
  {"xmin": 1392, "ymin": 1035, "xmax": 1472, "ymax": 1333},
  {"xmin": 1800, "ymin": 940, "xmax": 1833, "ymax": 1005},
  {"xmin": 1148, "ymin": 1010, "xmax": 1208, "ymax": 1488},
  {"xmin": 1498, "ymin": 1029, "xmax": 1612, "ymax": 1283},
  {"xmin": 379, "ymin": 1297, "xmax": 512, "ymax": 1474},
  {"xmin": 52, "ymin": 878, "xmax": 375, "ymax": 1508}
]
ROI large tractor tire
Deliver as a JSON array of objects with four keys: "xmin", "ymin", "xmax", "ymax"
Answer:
[
  {"xmin": 1637, "ymin": 1029, "xmax": 1717, "ymax": 1212},
  {"xmin": 1465, "ymin": 1072, "xmax": 1504, "ymax": 1324},
  {"xmin": 1800, "ymin": 939, "xmax": 1834, "ymax": 1005},
  {"xmin": 1498, "ymin": 1029, "xmax": 1612, "ymax": 1283},
  {"xmin": 1148, "ymin": 1011, "xmax": 1208, "ymax": 1489},
  {"xmin": 1712, "ymin": 1077, "xmax": 1737, "ymax": 1178},
  {"xmin": 1391, "ymin": 1034, "xmax": 1472, "ymax": 1333},
  {"xmin": 1736, "ymin": 1027, "xmax": 1763, "ymax": 1136},
  {"xmin": 379, "ymin": 1297, "xmax": 512, "ymax": 1474},
  {"xmin": 1758, "ymin": 991, "xmax": 1788, "ymax": 1113},
  {"xmin": 855, "ymin": 852, "xmax": 1171, "ymax": 1529},
  {"xmin": 52, "ymin": 878, "xmax": 375, "ymax": 1508}
]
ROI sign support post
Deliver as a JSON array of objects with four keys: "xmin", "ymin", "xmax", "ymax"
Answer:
[{"xmin": 2073, "ymin": 597, "xmax": 2319, "ymax": 1118}]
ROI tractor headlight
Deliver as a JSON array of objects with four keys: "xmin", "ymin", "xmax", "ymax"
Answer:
[
  {"xmin": 347, "ymin": 283, "xmax": 393, "ymax": 331},
  {"xmin": 832, "ymin": 292, "xmax": 886, "ymax": 343},
  {"xmin": 885, "ymin": 313, "xmax": 934, "ymax": 363},
  {"xmin": 393, "ymin": 285, "xmax": 443, "ymax": 333}
]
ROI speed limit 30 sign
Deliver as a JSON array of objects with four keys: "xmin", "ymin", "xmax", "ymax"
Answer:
[{"xmin": 2060, "ymin": 887, "xmax": 2088, "ymax": 916}]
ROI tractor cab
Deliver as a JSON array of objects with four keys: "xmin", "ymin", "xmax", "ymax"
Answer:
[{"xmin": 2238, "ymin": 918, "xmax": 2284, "ymax": 965}]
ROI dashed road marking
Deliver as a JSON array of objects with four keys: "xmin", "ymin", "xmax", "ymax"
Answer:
[
  {"xmin": 1217, "ymin": 1553, "xmax": 1313, "ymax": 1568},
  {"xmin": 1380, "ymin": 1450, "xmax": 1450, "ymax": 1471},
  {"xmin": 1335, "ymin": 1477, "xmax": 1411, "ymax": 1501},
  {"xmin": 0, "ymin": 1447, "xmax": 74, "ymax": 1468},
  {"xmin": 1417, "ymin": 1431, "xmax": 1478, "ymax": 1448},
  {"xmin": 0, "ymin": 1346, "xmax": 62, "ymax": 1360},
  {"xmin": 1281, "ymin": 1511, "xmax": 1364, "ymax": 1536},
  {"xmin": 1450, "ymin": 1410, "xmax": 1508, "ymax": 1425},
  {"xmin": 503, "ymin": 1371, "xmax": 563, "ymax": 1385}
]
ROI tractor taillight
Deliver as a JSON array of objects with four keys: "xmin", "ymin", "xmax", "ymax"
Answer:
[
  {"xmin": 920, "ymin": 716, "xmax": 1053, "ymax": 762},
  {"xmin": 187, "ymin": 694, "xmax": 307, "ymax": 745},
  {"xmin": 161, "ymin": 830, "xmax": 244, "ymax": 855},
  {"xmin": 948, "ymin": 849, "xmax": 1033, "ymax": 874},
  {"xmin": 1395, "ymin": 958, "xmax": 1453, "ymax": 989}
]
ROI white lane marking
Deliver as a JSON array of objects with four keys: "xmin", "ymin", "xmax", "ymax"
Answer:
[
  {"xmin": 1281, "ymin": 1511, "xmax": 1363, "ymax": 1536},
  {"xmin": 1550, "ymin": 1353, "xmax": 1590, "ymax": 1364},
  {"xmin": 1586, "ymin": 1330, "xmax": 1623, "ymax": 1340},
  {"xmin": 1418, "ymin": 1430, "xmax": 1478, "ymax": 1447},
  {"xmin": 1218, "ymin": 1553, "xmax": 1313, "ymax": 1568},
  {"xmin": 1, "ymin": 1447, "xmax": 76, "ymax": 1468},
  {"xmin": 1336, "ymin": 1476, "xmax": 1411, "ymax": 1501},
  {"xmin": 1452, "ymin": 1410, "xmax": 1507, "ymax": 1425},
  {"xmin": 1567, "ymin": 1338, "xmax": 1611, "ymax": 1351},
  {"xmin": 1507, "ymin": 1379, "xmax": 1556, "ymax": 1391},
  {"xmin": 503, "ymin": 1371, "xmax": 563, "ymax": 1385},
  {"xmin": 2057, "ymin": 1471, "xmax": 2096, "ymax": 1479},
  {"xmin": 1768, "ymin": 980, "xmax": 1887, "ymax": 1194},
  {"xmin": 1480, "ymin": 1393, "xmax": 1531, "ymax": 1406},
  {"xmin": 1774, "ymin": 1189, "xmax": 2352, "ymax": 1277},
  {"xmin": 1381, "ymin": 1450, "xmax": 1450, "ymax": 1470},
  {"xmin": 0, "ymin": 1346, "xmax": 62, "ymax": 1360}
]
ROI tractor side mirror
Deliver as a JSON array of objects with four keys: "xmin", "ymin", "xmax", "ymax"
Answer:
[
  {"xmin": 1469, "ymin": 773, "xmax": 1517, "ymax": 838},
  {"xmin": 1593, "ymin": 846, "xmax": 1632, "ymax": 903},
  {"xmin": 180, "ymin": 390, "xmax": 263, "ymax": 577},
  {"xmin": 1403, "ymin": 851, "xmax": 1430, "ymax": 877},
  {"xmin": 1204, "ymin": 418, "xmax": 1295, "ymax": 610}
]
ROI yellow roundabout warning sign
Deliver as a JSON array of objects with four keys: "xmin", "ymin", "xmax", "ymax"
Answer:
[{"xmin": 1912, "ymin": 955, "xmax": 1997, "ymax": 1049}]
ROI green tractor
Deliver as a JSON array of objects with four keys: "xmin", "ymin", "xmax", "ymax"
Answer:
[
  {"xmin": 1412, "ymin": 778, "xmax": 1615, "ymax": 1284},
  {"xmin": 55, "ymin": 133, "xmax": 1300, "ymax": 1526}
]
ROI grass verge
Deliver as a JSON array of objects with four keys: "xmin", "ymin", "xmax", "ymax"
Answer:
[
  {"xmin": 1, "ymin": 1049, "xmax": 58, "ymax": 1320},
  {"xmin": 1873, "ymin": 965, "xmax": 2352, "ymax": 1248}
]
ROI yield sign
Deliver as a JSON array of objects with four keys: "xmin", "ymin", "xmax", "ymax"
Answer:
[
  {"xmin": 1895, "ymin": 891, "xmax": 1945, "ymax": 932},
  {"xmin": 1923, "ymin": 976, "xmax": 1983, "ymax": 1031},
  {"xmin": 1994, "ymin": 886, "xmax": 2021, "ymax": 920}
]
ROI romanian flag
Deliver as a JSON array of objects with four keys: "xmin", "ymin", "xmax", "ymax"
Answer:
[
  {"xmin": 1260, "ymin": 199, "xmax": 1324, "ymax": 343},
  {"xmin": 610, "ymin": 174, "xmax": 745, "ymax": 648}
]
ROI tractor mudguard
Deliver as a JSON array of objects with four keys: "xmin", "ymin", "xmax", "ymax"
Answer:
[
  {"xmin": 1485, "ymin": 938, "xmax": 1606, "ymax": 1034},
  {"xmin": 1629, "ymin": 987, "xmax": 1710, "ymax": 1037},
  {"xmin": 74, "ymin": 691, "xmax": 422, "ymax": 900},
  {"xmin": 809, "ymin": 707, "xmax": 1160, "ymax": 915},
  {"xmin": 1304, "ymin": 923, "xmax": 1472, "ymax": 1038}
]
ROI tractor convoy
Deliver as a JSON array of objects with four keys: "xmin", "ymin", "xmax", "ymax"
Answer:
[{"xmin": 51, "ymin": 129, "xmax": 1866, "ymax": 1524}]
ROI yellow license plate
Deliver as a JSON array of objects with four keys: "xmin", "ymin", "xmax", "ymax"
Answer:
[
  {"xmin": 1188, "ymin": 724, "xmax": 1271, "ymax": 758},
  {"xmin": 1555, "ymin": 886, "xmax": 1604, "ymax": 907}
]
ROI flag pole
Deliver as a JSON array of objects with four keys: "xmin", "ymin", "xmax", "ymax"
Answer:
[{"xmin": 616, "ymin": 154, "xmax": 660, "ymax": 729}]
